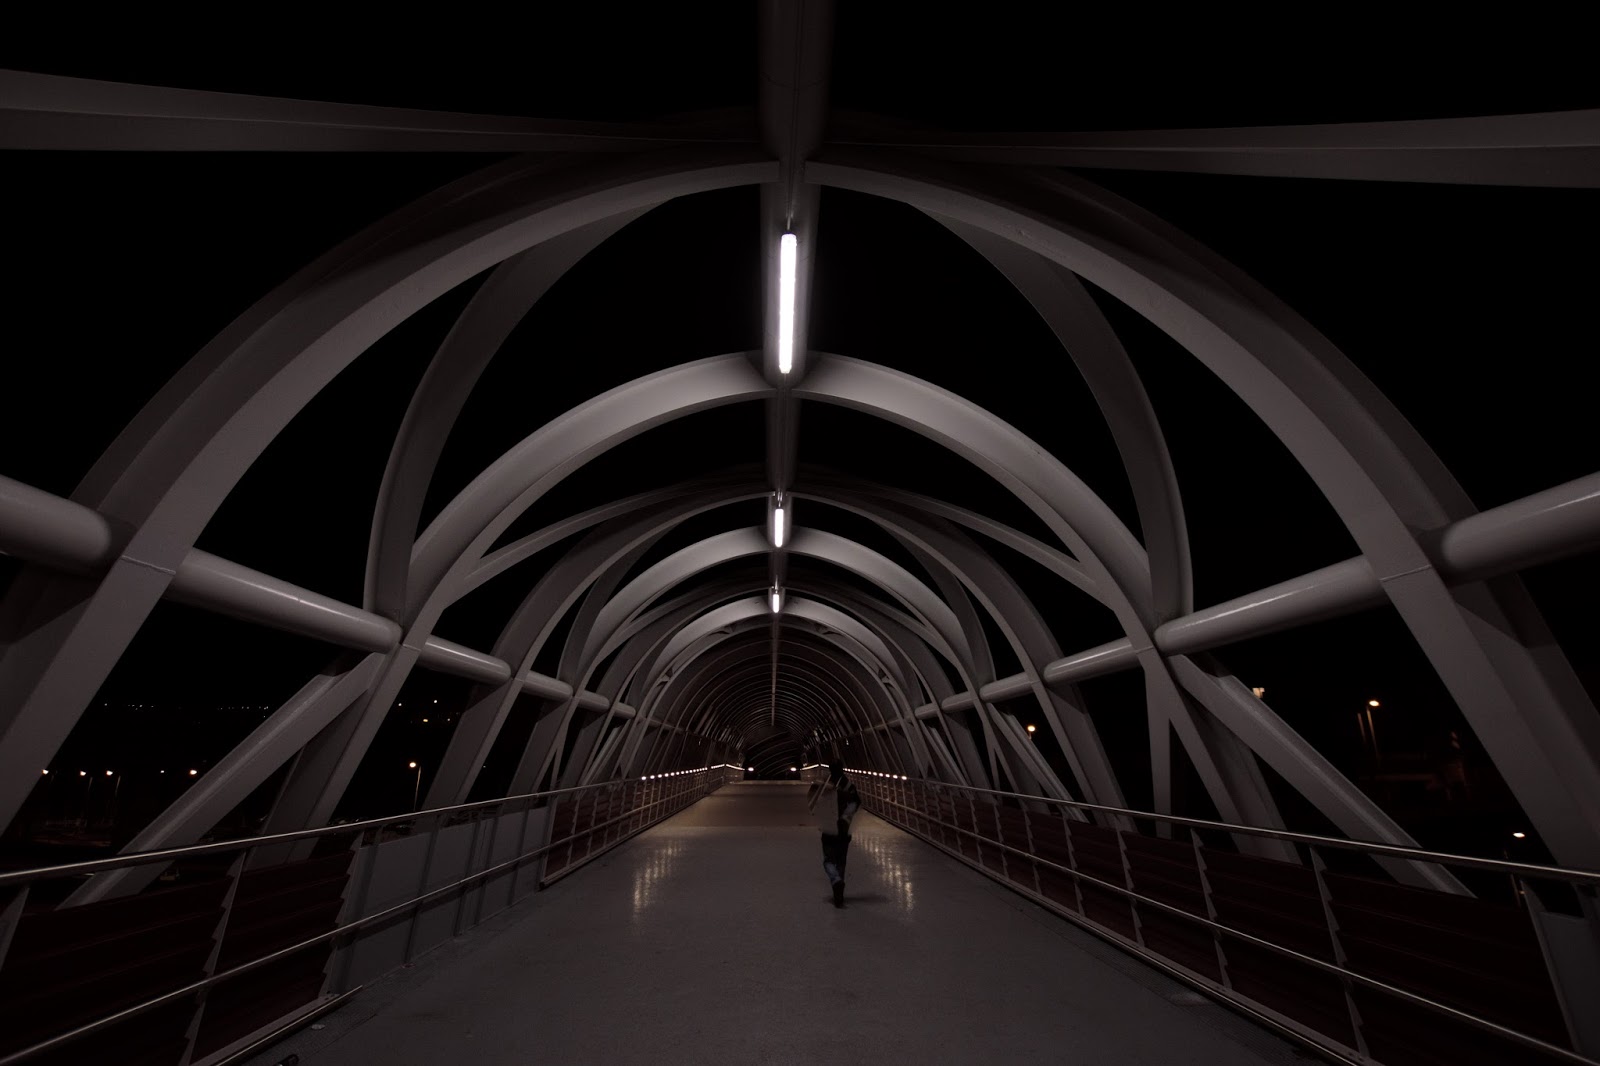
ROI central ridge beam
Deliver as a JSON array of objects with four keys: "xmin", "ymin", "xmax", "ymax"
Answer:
[{"xmin": 758, "ymin": 0, "xmax": 834, "ymax": 727}]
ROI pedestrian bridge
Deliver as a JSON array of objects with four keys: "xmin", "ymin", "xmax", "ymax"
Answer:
[
  {"xmin": 3, "ymin": 8, "xmax": 1599, "ymax": 1066},
  {"xmin": 1, "ymin": 778, "xmax": 1592, "ymax": 1066},
  {"xmin": 227, "ymin": 782, "xmax": 1301, "ymax": 1066}
]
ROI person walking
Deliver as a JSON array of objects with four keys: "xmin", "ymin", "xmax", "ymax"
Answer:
[{"xmin": 807, "ymin": 759, "xmax": 861, "ymax": 907}]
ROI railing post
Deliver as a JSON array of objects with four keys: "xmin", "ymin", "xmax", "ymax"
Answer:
[
  {"xmin": 965, "ymin": 789, "xmax": 983, "ymax": 867},
  {"xmin": 1021, "ymin": 803, "xmax": 1042, "ymax": 897},
  {"xmin": 324, "ymin": 831, "xmax": 371, "ymax": 995},
  {"xmin": 0, "ymin": 885, "xmax": 31, "ymax": 978},
  {"xmin": 401, "ymin": 810, "xmax": 443, "ymax": 964},
  {"xmin": 1117, "ymin": 824, "xmax": 1145, "ymax": 948},
  {"xmin": 1192, "ymin": 833, "xmax": 1232, "ymax": 991},
  {"xmin": 1061, "ymin": 806, "xmax": 1087, "ymax": 915},
  {"xmin": 938, "ymin": 783, "xmax": 954, "ymax": 849},
  {"xmin": 1311, "ymin": 847, "xmax": 1370, "ymax": 1062},
  {"xmin": 454, "ymin": 804, "xmax": 494, "ymax": 936},
  {"xmin": 1523, "ymin": 878, "xmax": 1600, "ymax": 1056},
  {"xmin": 178, "ymin": 851, "xmax": 247, "ymax": 1066},
  {"xmin": 578, "ymin": 787, "xmax": 597, "ymax": 863},
  {"xmin": 603, "ymin": 782, "xmax": 620, "ymax": 848},
  {"xmin": 508, "ymin": 794, "xmax": 537, "ymax": 900}
]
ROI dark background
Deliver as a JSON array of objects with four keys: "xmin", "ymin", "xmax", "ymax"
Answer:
[{"xmin": 2, "ymin": 8, "xmax": 1596, "ymax": 860}]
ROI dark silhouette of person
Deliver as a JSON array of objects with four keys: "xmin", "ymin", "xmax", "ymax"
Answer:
[{"xmin": 808, "ymin": 758, "xmax": 861, "ymax": 906}]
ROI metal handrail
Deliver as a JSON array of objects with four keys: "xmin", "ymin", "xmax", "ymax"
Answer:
[
  {"xmin": 0, "ymin": 765, "xmax": 742, "ymax": 888},
  {"xmin": 0, "ymin": 766, "xmax": 736, "ymax": 1065},
  {"xmin": 856, "ymin": 776, "xmax": 1600, "ymax": 1066},
  {"xmin": 862, "ymin": 773, "xmax": 1600, "ymax": 886}
]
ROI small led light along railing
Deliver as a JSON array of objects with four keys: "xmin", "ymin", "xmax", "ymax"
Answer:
[
  {"xmin": 639, "ymin": 765, "xmax": 732, "ymax": 781},
  {"xmin": 777, "ymin": 232, "xmax": 797, "ymax": 374}
]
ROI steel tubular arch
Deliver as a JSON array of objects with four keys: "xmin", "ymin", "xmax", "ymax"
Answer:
[
  {"xmin": 266, "ymin": 355, "xmax": 775, "ymax": 832},
  {"xmin": 672, "ymin": 617, "xmax": 915, "ymax": 742},
  {"xmin": 0, "ymin": 149, "xmax": 776, "ymax": 831},
  {"xmin": 649, "ymin": 637, "xmax": 885, "ymax": 753},
  {"xmin": 4, "ymin": 122, "xmax": 1593, "ymax": 889},
  {"xmin": 424, "ymin": 491, "xmax": 759, "ymax": 806},
  {"xmin": 650, "ymin": 641, "xmax": 875, "ymax": 749},
  {"xmin": 932, "ymin": 215, "xmax": 1193, "ymax": 622},
  {"xmin": 364, "ymin": 210, "xmax": 652, "ymax": 618},
  {"xmin": 807, "ymin": 149, "xmax": 1600, "ymax": 866}
]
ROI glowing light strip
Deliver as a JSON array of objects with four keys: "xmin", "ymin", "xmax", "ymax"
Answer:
[
  {"xmin": 773, "ymin": 500, "xmax": 786, "ymax": 548},
  {"xmin": 777, "ymin": 232, "xmax": 797, "ymax": 374}
]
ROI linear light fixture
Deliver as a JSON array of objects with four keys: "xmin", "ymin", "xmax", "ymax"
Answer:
[
  {"xmin": 771, "ymin": 586, "xmax": 782, "ymax": 614},
  {"xmin": 772, "ymin": 492, "xmax": 786, "ymax": 548},
  {"xmin": 777, "ymin": 232, "xmax": 797, "ymax": 374}
]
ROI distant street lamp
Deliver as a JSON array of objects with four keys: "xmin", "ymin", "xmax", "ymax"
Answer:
[
  {"xmin": 1025, "ymin": 724, "xmax": 1037, "ymax": 738},
  {"xmin": 1360, "ymin": 700, "xmax": 1383, "ymax": 764},
  {"xmin": 409, "ymin": 761, "xmax": 421, "ymax": 808},
  {"xmin": 108, "ymin": 770, "xmax": 123, "ymax": 825}
]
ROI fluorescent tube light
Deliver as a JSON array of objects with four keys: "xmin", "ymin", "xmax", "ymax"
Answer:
[{"xmin": 778, "ymin": 232, "xmax": 797, "ymax": 374}]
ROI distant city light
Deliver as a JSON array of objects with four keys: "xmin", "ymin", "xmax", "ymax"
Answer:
[
  {"xmin": 40, "ymin": 769, "xmax": 48, "ymax": 775},
  {"xmin": 1025, "ymin": 724, "xmax": 1037, "ymax": 733},
  {"xmin": 408, "ymin": 761, "xmax": 418, "ymax": 769},
  {"xmin": 105, "ymin": 770, "xmax": 113, "ymax": 776},
  {"xmin": 79, "ymin": 771, "xmax": 87, "ymax": 777},
  {"xmin": 1513, "ymin": 831, "xmax": 1527, "ymax": 839},
  {"xmin": 423, "ymin": 718, "xmax": 429, "ymax": 723},
  {"xmin": 1368, "ymin": 699, "xmax": 1381, "ymax": 707},
  {"xmin": 189, "ymin": 769, "xmax": 199, "ymax": 776},
  {"xmin": 790, "ymin": 766, "xmax": 798, "ymax": 772},
  {"xmin": 1251, "ymin": 687, "xmax": 1266, "ymax": 699}
]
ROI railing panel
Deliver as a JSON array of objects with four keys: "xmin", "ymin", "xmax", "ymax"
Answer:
[
  {"xmin": 0, "ymin": 879, "xmax": 227, "ymax": 1064},
  {"xmin": 859, "ymin": 776, "xmax": 1597, "ymax": 1066}
]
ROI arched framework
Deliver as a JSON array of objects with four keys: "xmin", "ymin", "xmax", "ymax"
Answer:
[{"xmin": 2, "ymin": 36, "xmax": 1598, "ymax": 921}]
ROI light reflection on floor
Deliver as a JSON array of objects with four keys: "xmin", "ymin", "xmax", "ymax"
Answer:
[
  {"xmin": 630, "ymin": 836, "xmax": 684, "ymax": 924},
  {"xmin": 852, "ymin": 829, "xmax": 915, "ymax": 913}
]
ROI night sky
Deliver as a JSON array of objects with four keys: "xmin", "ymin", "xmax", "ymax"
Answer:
[{"xmin": 2, "ymin": 11, "xmax": 1597, "ymax": 851}]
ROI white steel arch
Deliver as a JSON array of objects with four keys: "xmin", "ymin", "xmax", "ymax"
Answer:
[{"xmin": 0, "ymin": 81, "xmax": 1594, "ymax": 910}]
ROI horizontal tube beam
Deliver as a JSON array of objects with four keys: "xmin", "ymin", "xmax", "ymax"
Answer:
[
  {"xmin": 416, "ymin": 636, "xmax": 511, "ymax": 685},
  {"xmin": 978, "ymin": 675, "xmax": 1034, "ymax": 703},
  {"xmin": 170, "ymin": 550, "xmax": 402, "ymax": 653},
  {"xmin": 518, "ymin": 670, "xmax": 574, "ymax": 701},
  {"xmin": 0, "ymin": 475, "xmax": 683, "ymax": 733},
  {"xmin": 1043, "ymin": 639, "xmax": 1140, "ymax": 685},
  {"xmin": 1153, "ymin": 556, "xmax": 1383, "ymax": 656},
  {"xmin": 3, "ymin": 466, "xmax": 1598, "ymax": 741},
  {"xmin": 1439, "ymin": 470, "xmax": 1600, "ymax": 579}
]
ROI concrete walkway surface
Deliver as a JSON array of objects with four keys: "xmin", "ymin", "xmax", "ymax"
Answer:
[{"xmin": 245, "ymin": 782, "xmax": 1314, "ymax": 1065}]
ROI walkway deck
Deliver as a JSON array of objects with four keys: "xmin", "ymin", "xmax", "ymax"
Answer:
[{"xmin": 248, "ymin": 783, "xmax": 1312, "ymax": 1065}]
